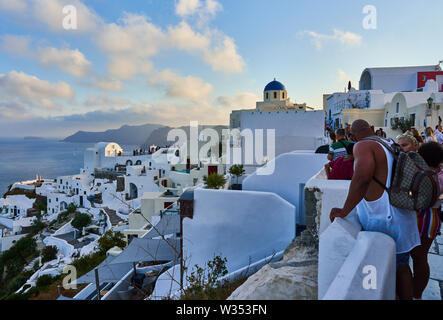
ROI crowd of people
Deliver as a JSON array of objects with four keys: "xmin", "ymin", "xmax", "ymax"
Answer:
[{"xmin": 324, "ymin": 119, "xmax": 443, "ymax": 300}]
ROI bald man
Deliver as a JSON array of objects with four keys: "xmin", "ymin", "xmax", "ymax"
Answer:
[{"xmin": 329, "ymin": 119, "xmax": 420, "ymax": 300}]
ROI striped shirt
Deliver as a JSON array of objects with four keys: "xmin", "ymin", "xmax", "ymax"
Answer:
[{"xmin": 328, "ymin": 139, "xmax": 352, "ymax": 161}]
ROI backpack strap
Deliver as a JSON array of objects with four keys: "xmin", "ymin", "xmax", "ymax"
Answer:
[
  {"xmin": 360, "ymin": 136, "xmax": 398, "ymax": 157},
  {"xmin": 360, "ymin": 136, "xmax": 400, "ymax": 191}
]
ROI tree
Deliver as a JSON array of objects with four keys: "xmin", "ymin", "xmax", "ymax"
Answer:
[
  {"xmin": 41, "ymin": 246, "xmax": 58, "ymax": 263},
  {"xmin": 228, "ymin": 165, "xmax": 245, "ymax": 185},
  {"xmin": 391, "ymin": 117, "xmax": 413, "ymax": 133},
  {"xmin": 66, "ymin": 203, "xmax": 77, "ymax": 214},
  {"xmin": 203, "ymin": 174, "xmax": 227, "ymax": 190},
  {"xmin": 71, "ymin": 213, "xmax": 92, "ymax": 230},
  {"xmin": 97, "ymin": 230, "xmax": 126, "ymax": 254}
]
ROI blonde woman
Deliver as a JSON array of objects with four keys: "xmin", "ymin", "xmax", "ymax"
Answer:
[
  {"xmin": 424, "ymin": 127, "xmax": 437, "ymax": 143},
  {"xmin": 396, "ymin": 133, "xmax": 419, "ymax": 153},
  {"xmin": 410, "ymin": 128, "xmax": 424, "ymax": 145}
]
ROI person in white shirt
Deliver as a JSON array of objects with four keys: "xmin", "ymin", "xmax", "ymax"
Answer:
[{"xmin": 434, "ymin": 117, "xmax": 443, "ymax": 144}]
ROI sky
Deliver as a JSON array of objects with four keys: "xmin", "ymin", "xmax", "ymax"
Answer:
[{"xmin": 0, "ymin": 0, "xmax": 442, "ymax": 138}]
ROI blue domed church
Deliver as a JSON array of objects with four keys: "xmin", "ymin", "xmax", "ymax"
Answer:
[{"xmin": 256, "ymin": 79, "xmax": 309, "ymax": 111}]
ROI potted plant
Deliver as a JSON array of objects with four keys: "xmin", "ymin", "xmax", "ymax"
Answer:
[
  {"xmin": 203, "ymin": 174, "xmax": 227, "ymax": 190},
  {"xmin": 228, "ymin": 164, "xmax": 245, "ymax": 190}
]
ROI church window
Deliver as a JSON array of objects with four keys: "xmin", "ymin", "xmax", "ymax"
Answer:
[
  {"xmin": 282, "ymin": 92, "xmax": 285, "ymax": 99},
  {"xmin": 265, "ymin": 92, "xmax": 268, "ymax": 100},
  {"xmin": 274, "ymin": 92, "xmax": 277, "ymax": 99}
]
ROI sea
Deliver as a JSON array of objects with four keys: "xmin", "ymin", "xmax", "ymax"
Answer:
[{"xmin": 0, "ymin": 138, "xmax": 137, "ymax": 196}]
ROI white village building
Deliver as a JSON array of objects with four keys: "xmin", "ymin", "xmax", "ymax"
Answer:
[{"xmin": 326, "ymin": 63, "xmax": 443, "ymax": 135}]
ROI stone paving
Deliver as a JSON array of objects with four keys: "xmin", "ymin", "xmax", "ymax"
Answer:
[{"xmin": 422, "ymin": 234, "xmax": 443, "ymax": 300}]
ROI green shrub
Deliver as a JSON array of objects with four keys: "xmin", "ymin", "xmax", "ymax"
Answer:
[
  {"xmin": 97, "ymin": 230, "xmax": 126, "ymax": 254},
  {"xmin": 57, "ymin": 211, "xmax": 69, "ymax": 224},
  {"xmin": 41, "ymin": 246, "xmax": 58, "ymax": 263},
  {"xmin": 181, "ymin": 256, "xmax": 229, "ymax": 300},
  {"xmin": 7, "ymin": 272, "xmax": 32, "ymax": 293},
  {"xmin": 0, "ymin": 237, "xmax": 38, "ymax": 279},
  {"xmin": 36, "ymin": 275, "xmax": 56, "ymax": 289},
  {"xmin": 66, "ymin": 203, "xmax": 77, "ymax": 214},
  {"xmin": 203, "ymin": 174, "xmax": 227, "ymax": 190},
  {"xmin": 30, "ymin": 219, "xmax": 46, "ymax": 235},
  {"xmin": 70, "ymin": 251, "xmax": 106, "ymax": 278},
  {"xmin": 71, "ymin": 213, "xmax": 92, "ymax": 230}
]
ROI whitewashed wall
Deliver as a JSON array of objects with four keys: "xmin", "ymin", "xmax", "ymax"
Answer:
[
  {"xmin": 243, "ymin": 152, "xmax": 327, "ymax": 226},
  {"xmin": 184, "ymin": 188, "xmax": 295, "ymax": 274}
]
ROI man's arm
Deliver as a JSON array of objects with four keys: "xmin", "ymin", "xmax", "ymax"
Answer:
[
  {"xmin": 330, "ymin": 142, "xmax": 376, "ymax": 221},
  {"xmin": 325, "ymin": 163, "xmax": 331, "ymax": 179}
]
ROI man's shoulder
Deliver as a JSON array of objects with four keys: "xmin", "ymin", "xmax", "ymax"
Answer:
[{"xmin": 331, "ymin": 139, "xmax": 351, "ymax": 148}]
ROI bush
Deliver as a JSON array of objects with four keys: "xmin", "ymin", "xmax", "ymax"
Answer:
[
  {"xmin": 0, "ymin": 237, "xmax": 38, "ymax": 279},
  {"xmin": 181, "ymin": 256, "xmax": 229, "ymax": 300},
  {"xmin": 7, "ymin": 271, "xmax": 32, "ymax": 293},
  {"xmin": 97, "ymin": 230, "xmax": 126, "ymax": 254},
  {"xmin": 203, "ymin": 174, "xmax": 227, "ymax": 190},
  {"xmin": 30, "ymin": 219, "xmax": 46, "ymax": 235},
  {"xmin": 57, "ymin": 211, "xmax": 70, "ymax": 224},
  {"xmin": 36, "ymin": 275, "xmax": 56, "ymax": 289},
  {"xmin": 41, "ymin": 246, "xmax": 58, "ymax": 263},
  {"xmin": 70, "ymin": 251, "xmax": 107, "ymax": 278},
  {"xmin": 71, "ymin": 213, "xmax": 92, "ymax": 230},
  {"xmin": 66, "ymin": 203, "xmax": 77, "ymax": 214}
]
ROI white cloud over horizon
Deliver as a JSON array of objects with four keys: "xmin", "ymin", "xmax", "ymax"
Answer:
[{"xmin": 0, "ymin": 71, "xmax": 74, "ymax": 113}]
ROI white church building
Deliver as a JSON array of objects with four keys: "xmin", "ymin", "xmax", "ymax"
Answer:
[{"xmin": 229, "ymin": 79, "xmax": 326, "ymax": 173}]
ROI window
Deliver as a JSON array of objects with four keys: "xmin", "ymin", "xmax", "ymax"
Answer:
[
  {"xmin": 265, "ymin": 92, "xmax": 268, "ymax": 100},
  {"xmin": 422, "ymin": 75, "xmax": 427, "ymax": 82},
  {"xmin": 282, "ymin": 92, "xmax": 285, "ymax": 99},
  {"xmin": 274, "ymin": 92, "xmax": 277, "ymax": 99},
  {"xmin": 410, "ymin": 113, "xmax": 416, "ymax": 126},
  {"xmin": 395, "ymin": 102, "xmax": 399, "ymax": 114}
]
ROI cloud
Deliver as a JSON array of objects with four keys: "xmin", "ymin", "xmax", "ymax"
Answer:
[
  {"xmin": 175, "ymin": 0, "xmax": 201, "ymax": 17},
  {"xmin": 0, "ymin": 0, "xmax": 103, "ymax": 33},
  {"xmin": 0, "ymin": 89, "xmax": 260, "ymax": 137},
  {"xmin": 0, "ymin": 35, "xmax": 31, "ymax": 55},
  {"xmin": 0, "ymin": 71, "xmax": 74, "ymax": 110},
  {"xmin": 215, "ymin": 92, "xmax": 259, "ymax": 109},
  {"xmin": 203, "ymin": 35, "xmax": 244, "ymax": 73},
  {"xmin": 84, "ymin": 95, "xmax": 131, "ymax": 107},
  {"xmin": 97, "ymin": 13, "xmax": 168, "ymax": 79},
  {"xmin": 302, "ymin": 29, "xmax": 362, "ymax": 50},
  {"xmin": 1, "ymin": 2, "xmax": 243, "ymax": 79},
  {"xmin": 338, "ymin": 69, "xmax": 350, "ymax": 83},
  {"xmin": 149, "ymin": 70, "xmax": 213, "ymax": 100},
  {"xmin": 0, "ymin": 101, "xmax": 30, "ymax": 119},
  {"xmin": 91, "ymin": 77, "xmax": 123, "ymax": 92},
  {"xmin": 168, "ymin": 23, "xmax": 244, "ymax": 73},
  {"xmin": 175, "ymin": 0, "xmax": 222, "ymax": 26},
  {"xmin": 168, "ymin": 21, "xmax": 210, "ymax": 52},
  {"xmin": 0, "ymin": 35, "xmax": 92, "ymax": 78},
  {"xmin": 36, "ymin": 47, "xmax": 92, "ymax": 77},
  {"xmin": 0, "ymin": 0, "xmax": 27, "ymax": 13}
]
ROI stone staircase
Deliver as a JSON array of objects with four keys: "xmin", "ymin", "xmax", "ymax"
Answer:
[{"xmin": 103, "ymin": 207, "xmax": 124, "ymax": 226}]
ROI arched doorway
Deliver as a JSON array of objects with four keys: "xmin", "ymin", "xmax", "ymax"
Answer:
[
  {"xmin": 60, "ymin": 201, "xmax": 68, "ymax": 212},
  {"xmin": 126, "ymin": 160, "xmax": 133, "ymax": 166},
  {"xmin": 135, "ymin": 160, "xmax": 142, "ymax": 165},
  {"xmin": 129, "ymin": 183, "xmax": 138, "ymax": 199}
]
